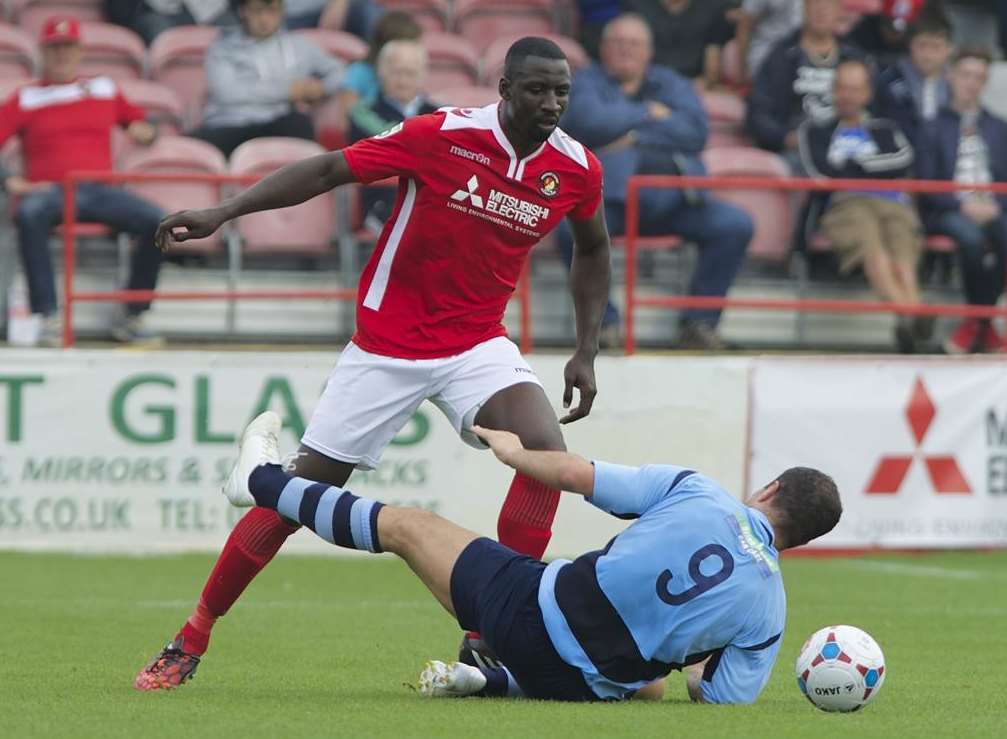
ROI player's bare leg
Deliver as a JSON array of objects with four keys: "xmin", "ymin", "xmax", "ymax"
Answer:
[{"xmin": 135, "ymin": 424, "xmax": 356, "ymax": 691}]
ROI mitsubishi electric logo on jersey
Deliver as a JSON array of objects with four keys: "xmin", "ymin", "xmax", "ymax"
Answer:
[
  {"xmin": 865, "ymin": 377, "xmax": 971, "ymax": 495},
  {"xmin": 448, "ymin": 174, "xmax": 550, "ymax": 236}
]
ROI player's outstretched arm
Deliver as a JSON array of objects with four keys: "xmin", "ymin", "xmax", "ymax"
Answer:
[
  {"xmin": 561, "ymin": 206, "xmax": 612, "ymax": 424},
  {"xmin": 473, "ymin": 425, "xmax": 594, "ymax": 496},
  {"xmin": 155, "ymin": 150, "xmax": 358, "ymax": 250}
]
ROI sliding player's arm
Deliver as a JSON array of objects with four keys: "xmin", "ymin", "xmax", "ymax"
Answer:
[
  {"xmin": 693, "ymin": 638, "xmax": 781, "ymax": 705},
  {"xmin": 473, "ymin": 426, "xmax": 694, "ymax": 518},
  {"xmin": 473, "ymin": 426, "xmax": 595, "ymax": 495}
]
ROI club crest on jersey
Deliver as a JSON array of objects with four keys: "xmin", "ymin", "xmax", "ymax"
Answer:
[{"xmin": 538, "ymin": 171, "xmax": 560, "ymax": 198}]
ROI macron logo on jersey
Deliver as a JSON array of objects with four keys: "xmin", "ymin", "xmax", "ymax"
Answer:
[{"xmin": 451, "ymin": 175, "xmax": 485, "ymax": 208}]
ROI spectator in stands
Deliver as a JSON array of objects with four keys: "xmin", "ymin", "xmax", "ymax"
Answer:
[
  {"xmin": 284, "ymin": 0, "xmax": 384, "ymax": 37},
  {"xmin": 103, "ymin": 1, "xmax": 236, "ymax": 45},
  {"xmin": 845, "ymin": 0, "xmax": 939, "ymax": 71},
  {"xmin": 338, "ymin": 10, "xmax": 422, "ymax": 112},
  {"xmin": 0, "ymin": 17, "xmax": 165, "ymax": 346},
  {"xmin": 799, "ymin": 59, "xmax": 928, "ymax": 353},
  {"xmin": 560, "ymin": 13, "xmax": 754, "ymax": 350},
  {"xmin": 622, "ymin": 0, "xmax": 737, "ymax": 87},
  {"xmin": 872, "ymin": 10, "xmax": 952, "ymax": 149},
  {"xmin": 735, "ymin": 0, "xmax": 803, "ymax": 82},
  {"xmin": 349, "ymin": 40, "xmax": 437, "ymax": 229},
  {"xmin": 745, "ymin": 0, "xmax": 866, "ymax": 171},
  {"xmin": 190, "ymin": 0, "xmax": 346, "ymax": 157},
  {"xmin": 917, "ymin": 47, "xmax": 1007, "ymax": 354}
]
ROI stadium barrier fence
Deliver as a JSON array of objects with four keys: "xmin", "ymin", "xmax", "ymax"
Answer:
[{"xmin": 624, "ymin": 174, "xmax": 1007, "ymax": 354}]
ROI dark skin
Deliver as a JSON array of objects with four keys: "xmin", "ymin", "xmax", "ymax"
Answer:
[{"xmin": 155, "ymin": 55, "xmax": 611, "ymax": 488}]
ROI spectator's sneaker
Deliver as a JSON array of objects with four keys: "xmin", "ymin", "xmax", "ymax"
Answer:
[
  {"xmin": 110, "ymin": 311, "xmax": 164, "ymax": 346},
  {"xmin": 38, "ymin": 314, "xmax": 62, "ymax": 348},
  {"xmin": 894, "ymin": 317, "xmax": 916, "ymax": 354},
  {"xmin": 912, "ymin": 315, "xmax": 936, "ymax": 347},
  {"xmin": 134, "ymin": 638, "xmax": 201, "ymax": 691},
  {"xmin": 222, "ymin": 411, "xmax": 281, "ymax": 507},
  {"xmin": 419, "ymin": 660, "xmax": 487, "ymax": 698},
  {"xmin": 598, "ymin": 322, "xmax": 623, "ymax": 350},
  {"xmin": 458, "ymin": 631, "xmax": 501, "ymax": 670},
  {"xmin": 943, "ymin": 319, "xmax": 982, "ymax": 354},
  {"xmin": 678, "ymin": 320, "xmax": 728, "ymax": 351}
]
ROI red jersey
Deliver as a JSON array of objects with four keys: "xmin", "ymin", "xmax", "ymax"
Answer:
[
  {"xmin": 343, "ymin": 103, "xmax": 603, "ymax": 359},
  {"xmin": 0, "ymin": 76, "xmax": 145, "ymax": 183}
]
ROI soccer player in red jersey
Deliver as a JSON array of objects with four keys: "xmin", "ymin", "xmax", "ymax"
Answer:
[{"xmin": 135, "ymin": 36, "xmax": 612, "ymax": 690}]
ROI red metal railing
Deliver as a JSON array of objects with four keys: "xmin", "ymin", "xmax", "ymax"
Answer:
[
  {"xmin": 624, "ymin": 174, "xmax": 1007, "ymax": 354},
  {"xmin": 59, "ymin": 171, "xmax": 532, "ymax": 352}
]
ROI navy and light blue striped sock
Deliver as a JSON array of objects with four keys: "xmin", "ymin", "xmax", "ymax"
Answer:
[
  {"xmin": 248, "ymin": 464, "xmax": 384, "ymax": 553},
  {"xmin": 476, "ymin": 666, "xmax": 524, "ymax": 698}
]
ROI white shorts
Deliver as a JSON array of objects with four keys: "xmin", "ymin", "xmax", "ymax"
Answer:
[{"xmin": 301, "ymin": 336, "xmax": 542, "ymax": 470}]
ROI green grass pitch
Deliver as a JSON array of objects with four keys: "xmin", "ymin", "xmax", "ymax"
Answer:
[{"xmin": 2, "ymin": 550, "xmax": 1005, "ymax": 738}]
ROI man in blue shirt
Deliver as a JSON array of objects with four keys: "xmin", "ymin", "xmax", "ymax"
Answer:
[{"xmin": 208, "ymin": 411, "xmax": 841, "ymax": 703}]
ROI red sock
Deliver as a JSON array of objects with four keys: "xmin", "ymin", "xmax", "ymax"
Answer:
[
  {"xmin": 176, "ymin": 507, "xmax": 298, "ymax": 655},
  {"xmin": 497, "ymin": 472, "xmax": 561, "ymax": 560}
]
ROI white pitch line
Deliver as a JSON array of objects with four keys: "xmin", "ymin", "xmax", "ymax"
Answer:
[{"xmin": 843, "ymin": 560, "xmax": 1002, "ymax": 581}]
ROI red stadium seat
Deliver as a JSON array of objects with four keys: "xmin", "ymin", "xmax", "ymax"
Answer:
[
  {"xmin": 295, "ymin": 28, "xmax": 368, "ymax": 63},
  {"xmin": 229, "ymin": 138, "xmax": 337, "ymax": 256},
  {"xmin": 453, "ymin": 0, "xmax": 557, "ymax": 52},
  {"xmin": 373, "ymin": 0, "xmax": 450, "ymax": 32},
  {"xmin": 10, "ymin": 0, "xmax": 103, "ymax": 39},
  {"xmin": 702, "ymin": 146, "xmax": 793, "ymax": 264},
  {"xmin": 120, "ymin": 136, "xmax": 228, "ymax": 254},
  {"xmin": 700, "ymin": 90, "xmax": 750, "ymax": 148},
  {"xmin": 430, "ymin": 84, "xmax": 498, "ymax": 108},
  {"xmin": 115, "ymin": 79, "xmax": 185, "ymax": 134},
  {"xmin": 149, "ymin": 26, "xmax": 219, "ymax": 127},
  {"xmin": 423, "ymin": 31, "xmax": 480, "ymax": 91},
  {"xmin": 78, "ymin": 22, "xmax": 145, "ymax": 80},
  {"xmin": 480, "ymin": 32, "xmax": 588, "ymax": 85},
  {"xmin": 112, "ymin": 79, "xmax": 185, "ymax": 164},
  {"xmin": 0, "ymin": 24, "xmax": 36, "ymax": 81}
]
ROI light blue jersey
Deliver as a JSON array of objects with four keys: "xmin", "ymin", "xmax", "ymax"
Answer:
[{"xmin": 537, "ymin": 462, "xmax": 786, "ymax": 703}]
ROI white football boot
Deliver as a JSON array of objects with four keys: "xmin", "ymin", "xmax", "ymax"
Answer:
[
  {"xmin": 418, "ymin": 660, "xmax": 488, "ymax": 698},
  {"xmin": 222, "ymin": 411, "xmax": 281, "ymax": 507}
]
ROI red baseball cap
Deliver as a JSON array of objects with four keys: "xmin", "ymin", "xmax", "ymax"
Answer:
[{"xmin": 40, "ymin": 16, "xmax": 81, "ymax": 45}]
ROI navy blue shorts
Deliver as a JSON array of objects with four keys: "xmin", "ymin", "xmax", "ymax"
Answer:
[{"xmin": 449, "ymin": 537, "xmax": 598, "ymax": 702}]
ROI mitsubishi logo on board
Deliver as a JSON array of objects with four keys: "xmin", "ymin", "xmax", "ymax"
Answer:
[{"xmin": 865, "ymin": 377, "xmax": 972, "ymax": 495}]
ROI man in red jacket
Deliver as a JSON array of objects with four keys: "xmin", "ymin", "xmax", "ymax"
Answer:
[{"xmin": 0, "ymin": 16, "xmax": 165, "ymax": 345}]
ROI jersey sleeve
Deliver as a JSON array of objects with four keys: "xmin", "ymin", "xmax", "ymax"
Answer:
[
  {"xmin": 341, "ymin": 113, "xmax": 438, "ymax": 184},
  {"xmin": 0, "ymin": 91, "xmax": 24, "ymax": 148},
  {"xmin": 700, "ymin": 637, "xmax": 782, "ymax": 705},
  {"xmin": 588, "ymin": 462, "xmax": 694, "ymax": 519},
  {"xmin": 116, "ymin": 90, "xmax": 146, "ymax": 126},
  {"xmin": 567, "ymin": 151, "xmax": 603, "ymax": 221}
]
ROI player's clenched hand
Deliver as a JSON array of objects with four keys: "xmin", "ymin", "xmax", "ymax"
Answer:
[
  {"xmin": 559, "ymin": 352, "xmax": 597, "ymax": 425},
  {"xmin": 472, "ymin": 425, "xmax": 524, "ymax": 466},
  {"xmin": 155, "ymin": 208, "xmax": 227, "ymax": 251}
]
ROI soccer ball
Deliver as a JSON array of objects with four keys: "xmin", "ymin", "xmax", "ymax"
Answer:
[{"xmin": 795, "ymin": 625, "xmax": 886, "ymax": 712}]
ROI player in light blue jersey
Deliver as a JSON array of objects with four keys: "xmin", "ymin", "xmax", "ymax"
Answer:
[{"xmin": 221, "ymin": 412, "xmax": 841, "ymax": 703}]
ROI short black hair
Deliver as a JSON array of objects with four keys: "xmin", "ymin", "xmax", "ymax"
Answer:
[
  {"xmin": 954, "ymin": 45, "xmax": 993, "ymax": 67},
  {"xmin": 907, "ymin": 10, "xmax": 953, "ymax": 41},
  {"xmin": 771, "ymin": 467, "xmax": 841, "ymax": 548},
  {"xmin": 503, "ymin": 37, "xmax": 567, "ymax": 79}
]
